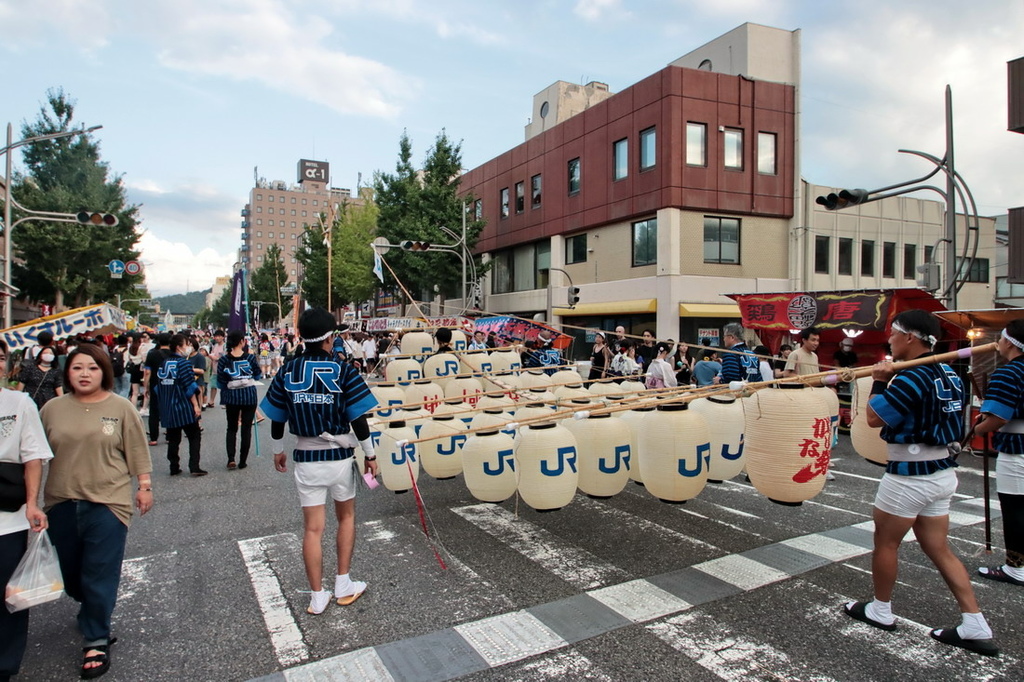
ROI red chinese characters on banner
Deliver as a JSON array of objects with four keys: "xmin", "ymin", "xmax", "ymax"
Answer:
[
  {"xmin": 792, "ymin": 417, "xmax": 832, "ymax": 483},
  {"xmin": 733, "ymin": 292, "xmax": 891, "ymax": 331}
]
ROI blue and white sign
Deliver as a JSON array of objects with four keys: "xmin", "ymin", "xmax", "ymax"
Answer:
[{"xmin": 108, "ymin": 259, "xmax": 125, "ymax": 275}]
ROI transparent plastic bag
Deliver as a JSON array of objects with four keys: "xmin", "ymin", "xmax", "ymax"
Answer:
[{"xmin": 5, "ymin": 530, "xmax": 64, "ymax": 613}]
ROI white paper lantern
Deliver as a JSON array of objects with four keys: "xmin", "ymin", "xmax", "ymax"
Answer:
[
  {"xmin": 516, "ymin": 422, "xmax": 579, "ymax": 511},
  {"xmin": 450, "ymin": 329, "xmax": 468, "ymax": 352},
  {"xmin": 385, "ymin": 357, "xmax": 423, "ymax": 385},
  {"xmin": 445, "ymin": 376, "xmax": 484, "ymax": 411},
  {"xmin": 400, "ymin": 330, "xmax": 434, "ymax": 361},
  {"xmin": 851, "ymin": 377, "xmax": 887, "ymax": 465},
  {"xmin": 744, "ymin": 385, "xmax": 833, "ymax": 505},
  {"xmin": 405, "ymin": 380, "xmax": 444, "ymax": 416},
  {"xmin": 418, "ymin": 412, "xmax": 468, "ymax": 479},
  {"xmin": 422, "ymin": 353, "xmax": 461, "ymax": 390},
  {"xmin": 550, "ymin": 369, "xmax": 584, "ymax": 390},
  {"xmin": 618, "ymin": 405, "xmax": 654, "ymax": 483},
  {"xmin": 371, "ymin": 385, "xmax": 407, "ymax": 421},
  {"xmin": 520, "ymin": 368, "xmax": 553, "ymax": 390},
  {"xmin": 462, "ymin": 426, "xmax": 518, "ymax": 502},
  {"xmin": 488, "ymin": 349, "xmax": 522, "ymax": 376},
  {"xmin": 689, "ymin": 395, "xmax": 745, "ymax": 483},
  {"xmin": 638, "ymin": 403, "xmax": 710, "ymax": 503},
  {"xmin": 375, "ymin": 418, "xmax": 419, "ymax": 493},
  {"xmin": 566, "ymin": 413, "xmax": 631, "ymax": 498}
]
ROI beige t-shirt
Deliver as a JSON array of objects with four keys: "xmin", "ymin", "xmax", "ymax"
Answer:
[
  {"xmin": 40, "ymin": 393, "xmax": 152, "ymax": 527},
  {"xmin": 784, "ymin": 346, "xmax": 820, "ymax": 376}
]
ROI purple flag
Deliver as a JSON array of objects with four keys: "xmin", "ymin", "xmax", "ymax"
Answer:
[{"xmin": 228, "ymin": 269, "xmax": 246, "ymax": 332}]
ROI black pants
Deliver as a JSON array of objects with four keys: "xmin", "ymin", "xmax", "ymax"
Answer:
[
  {"xmin": 0, "ymin": 531, "xmax": 29, "ymax": 679},
  {"xmin": 167, "ymin": 421, "xmax": 203, "ymax": 473},
  {"xmin": 226, "ymin": 404, "xmax": 256, "ymax": 464},
  {"xmin": 999, "ymin": 491, "xmax": 1024, "ymax": 569},
  {"xmin": 148, "ymin": 391, "xmax": 161, "ymax": 442}
]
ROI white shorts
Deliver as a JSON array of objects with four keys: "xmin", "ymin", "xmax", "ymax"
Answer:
[
  {"xmin": 293, "ymin": 458, "xmax": 357, "ymax": 507},
  {"xmin": 874, "ymin": 468, "xmax": 958, "ymax": 518},
  {"xmin": 996, "ymin": 452, "xmax": 1024, "ymax": 496}
]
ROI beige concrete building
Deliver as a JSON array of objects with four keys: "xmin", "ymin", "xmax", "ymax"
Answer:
[
  {"xmin": 239, "ymin": 159, "xmax": 361, "ymax": 284},
  {"xmin": 798, "ymin": 181, "xmax": 997, "ymax": 311}
]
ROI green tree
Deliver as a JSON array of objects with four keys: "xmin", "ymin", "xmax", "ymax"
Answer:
[
  {"xmin": 295, "ymin": 199, "xmax": 379, "ymax": 313},
  {"xmin": 10, "ymin": 89, "xmax": 143, "ymax": 311},
  {"xmin": 373, "ymin": 130, "xmax": 486, "ymax": 308},
  {"xmin": 248, "ymin": 243, "xmax": 292, "ymax": 327}
]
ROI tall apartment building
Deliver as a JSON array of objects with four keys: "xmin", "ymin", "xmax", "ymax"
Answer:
[{"xmin": 238, "ymin": 160, "xmax": 360, "ymax": 283}]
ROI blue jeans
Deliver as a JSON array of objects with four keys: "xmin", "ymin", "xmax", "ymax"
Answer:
[
  {"xmin": 0, "ymin": 531, "xmax": 29, "ymax": 678},
  {"xmin": 113, "ymin": 374, "xmax": 130, "ymax": 398},
  {"xmin": 46, "ymin": 501, "xmax": 128, "ymax": 646}
]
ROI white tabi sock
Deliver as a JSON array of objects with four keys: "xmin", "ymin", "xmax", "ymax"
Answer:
[
  {"xmin": 957, "ymin": 612, "xmax": 992, "ymax": 640},
  {"xmin": 865, "ymin": 599, "xmax": 894, "ymax": 625}
]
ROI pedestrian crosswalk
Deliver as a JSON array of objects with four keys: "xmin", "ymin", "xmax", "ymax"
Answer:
[{"xmin": 90, "ymin": 457, "xmax": 1016, "ymax": 682}]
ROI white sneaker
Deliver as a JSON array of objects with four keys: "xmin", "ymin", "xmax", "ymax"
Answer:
[
  {"xmin": 139, "ymin": 408, "xmax": 149, "ymax": 417},
  {"xmin": 307, "ymin": 589, "xmax": 331, "ymax": 615},
  {"xmin": 335, "ymin": 579, "xmax": 367, "ymax": 606},
  {"xmin": 826, "ymin": 471, "xmax": 836, "ymax": 481}
]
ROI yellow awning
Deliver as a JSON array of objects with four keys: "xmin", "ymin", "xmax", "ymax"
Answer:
[
  {"xmin": 678, "ymin": 303, "xmax": 741, "ymax": 318},
  {"xmin": 555, "ymin": 298, "xmax": 657, "ymax": 317}
]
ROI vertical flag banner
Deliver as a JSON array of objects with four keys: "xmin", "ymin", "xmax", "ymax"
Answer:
[
  {"xmin": 228, "ymin": 269, "xmax": 246, "ymax": 332},
  {"xmin": 373, "ymin": 249, "xmax": 384, "ymax": 283}
]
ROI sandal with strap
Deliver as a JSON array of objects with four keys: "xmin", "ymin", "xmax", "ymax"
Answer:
[
  {"xmin": 842, "ymin": 601, "xmax": 896, "ymax": 631},
  {"xmin": 81, "ymin": 637, "xmax": 117, "ymax": 680},
  {"xmin": 977, "ymin": 566, "xmax": 1024, "ymax": 586}
]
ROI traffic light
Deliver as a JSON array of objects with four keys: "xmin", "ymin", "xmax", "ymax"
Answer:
[
  {"xmin": 916, "ymin": 262, "xmax": 940, "ymax": 291},
  {"xmin": 76, "ymin": 211, "xmax": 119, "ymax": 226},
  {"xmin": 815, "ymin": 188, "xmax": 869, "ymax": 211},
  {"xmin": 567, "ymin": 286, "xmax": 580, "ymax": 307},
  {"xmin": 400, "ymin": 240, "xmax": 431, "ymax": 252}
]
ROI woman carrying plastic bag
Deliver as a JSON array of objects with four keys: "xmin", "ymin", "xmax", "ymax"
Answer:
[{"xmin": 0, "ymin": 338, "xmax": 55, "ymax": 682}]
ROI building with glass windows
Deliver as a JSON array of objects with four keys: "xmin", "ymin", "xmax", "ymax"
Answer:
[{"xmin": 459, "ymin": 23, "xmax": 997, "ymax": 354}]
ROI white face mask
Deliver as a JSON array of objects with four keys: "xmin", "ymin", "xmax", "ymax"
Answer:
[{"xmin": 40, "ymin": 352, "xmax": 55, "ymax": 363}]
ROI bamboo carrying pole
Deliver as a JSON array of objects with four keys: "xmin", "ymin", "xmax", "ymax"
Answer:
[{"xmin": 391, "ymin": 342, "xmax": 998, "ymax": 446}]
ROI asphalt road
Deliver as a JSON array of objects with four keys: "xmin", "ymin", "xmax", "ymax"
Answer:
[{"xmin": 18, "ymin": 390, "xmax": 1024, "ymax": 682}]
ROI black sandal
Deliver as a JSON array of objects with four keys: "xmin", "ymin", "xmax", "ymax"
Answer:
[
  {"xmin": 929, "ymin": 628, "xmax": 1000, "ymax": 657},
  {"xmin": 80, "ymin": 637, "xmax": 117, "ymax": 679},
  {"xmin": 842, "ymin": 601, "xmax": 896, "ymax": 631}
]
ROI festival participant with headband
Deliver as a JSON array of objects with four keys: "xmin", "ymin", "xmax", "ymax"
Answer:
[
  {"xmin": 259, "ymin": 308, "xmax": 379, "ymax": 616},
  {"xmin": 843, "ymin": 309, "xmax": 999, "ymax": 656},
  {"xmin": 972, "ymin": 319, "xmax": 1024, "ymax": 587}
]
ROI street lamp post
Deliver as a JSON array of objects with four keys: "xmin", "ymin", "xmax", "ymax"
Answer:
[
  {"xmin": 2, "ymin": 121, "xmax": 103, "ymax": 328},
  {"xmin": 250, "ymin": 300, "xmax": 283, "ymax": 328}
]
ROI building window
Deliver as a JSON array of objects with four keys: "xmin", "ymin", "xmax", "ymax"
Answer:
[
  {"xmin": 269, "ymin": 220, "xmax": 275, "ymax": 226},
  {"xmin": 280, "ymin": 232, "xmax": 285, "ymax": 239},
  {"xmin": 531, "ymin": 174, "xmax": 542, "ymax": 208},
  {"xmin": 861, "ymin": 240, "xmax": 875, "ymax": 276},
  {"xmin": 757, "ymin": 132, "xmax": 777, "ymax": 175},
  {"xmin": 515, "ymin": 182, "xmax": 525, "ymax": 213},
  {"xmin": 474, "ymin": 199, "xmax": 482, "ymax": 220},
  {"xmin": 838, "ymin": 238, "xmax": 853, "ymax": 275},
  {"xmin": 257, "ymin": 255, "xmax": 263, "ymax": 262},
  {"xmin": 566, "ymin": 234, "xmax": 587, "ymax": 264},
  {"xmin": 291, "ymin": 209, "xmax": 296, "ymax": 215},
  {"xmin": 723, "ymin": 129, "xmax": 743, "ymax": 169},
  {"xmin": 256, "ymin": 219, "xmax": 262, "ymax": 225},
  {"xmin": 312, "ymin": 200, "xmax": 318, "ymax": 206},
  {"xmin": 815, "ymin": 235, "xmax": 830, "ymax": 274},
  {"xmin": 568, "ymin": 158, "xmax": 581, "ymax": 194},
  {"xmin": 613, "ymin": 138, "xmax": 628, "ymax": 180},
  {"xmin": 639, "ymin": 126, "xmax": 656, "ymax": 170},
  {"xmin": 302, "ymin": 199, "xmax": 307, "ymax": 205},
  {"xmin": 268, "ymin": 196, "xmax": 274, "ymax": 202},
  {"xmin": 903, "ymin": 244, "xmax": 916, "ymax": 279},
  {"xmin": 256, "ymin": 231, "xmax": 263, "ymax": 237},
  {"xmin": 925, "ymin": 245, "xmax": 933, "ymax": 263},
  {"xmin": 686, "ymin": 123, "xmax": 707, "ymax": 166},
  {"xmin": 256, "ymin": 206, "xmax": 262, "ymax": 213},
  {"xmin": 257, "ymin": 243, "xmax": 263, "ymax": 249},
  {"xmin": 301, "ymin": 211, "xmax": 307, "ymax": 217},
  {"xmin": 291, "ymin": 222, "xmax": 296, "ymax": 228},
  {"xmin": 632, "ymin": 218, "xmax": 657, "ymax": 267},
  {"xmin": 291, "ymin": 197, "xmax": 296, "ymax": 203},
  {"xmin": 882, "ymin": 241, "xmax": 896, "ymax": 278},
  {"xmin": 490, "ymin": 242, "xmax": 550, "ymax": 293},
  {"xmin": 500, "ymin": 188, "xmax": 510, "ymax": 219},
  {"xmin": 256, "ymin": 194, "xmax": 263, "ymax": 200},
  {"xmin": 956, "ymin": 257, "xmax": 990, "ymax": 283},
  {"xmin": 703, "ymin": 216, "xmax": 741, "ymax": 264}
]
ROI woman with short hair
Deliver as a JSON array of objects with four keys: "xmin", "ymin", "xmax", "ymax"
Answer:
[{"xmin": 40, "ymin": 343, "xmax": 152, "ymax": 679}]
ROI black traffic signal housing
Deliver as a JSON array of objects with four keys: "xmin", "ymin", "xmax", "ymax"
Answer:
[
  {"xmin": 567, "ymin": 286, "xmax": 580, "ymax": 307},
  {"xmin": 815, "ymin": 188, "xmax": 869, "ymax": 211},
  {"xmin": 400, "ymin": 240, "xmax": 431, "ymax": 252},
  {"xmin": 76, "ymin": 211, "xmax": 119, "ymax": 226}
]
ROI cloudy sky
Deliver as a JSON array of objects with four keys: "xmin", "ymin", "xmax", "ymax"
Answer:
[{"xmin": 1, "ymin": 0, "xmax": 1021, "ymax": 296}]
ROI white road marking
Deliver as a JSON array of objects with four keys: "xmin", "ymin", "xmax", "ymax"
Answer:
[
  {"xmin": 693, "ymin": 554, "xmax": 790, "ymax": 591},
  {"xmin": 648, "ymin": 610, "xmax": 840, "ymax": 682},
  {"xmin": 781, "ymin": 534, "xmax": 869, "ymax": 562},
  {"xmin": 509, "ymin": 649, "xmax": 614, "ymax": 680},
  {"xmin": 238, "ymin": 534, "xmax": 308, "ymax": 667},
  {"xmin": 452, "ymin": 503, "xmax": 629, "ymax": 590},
  {"xmin": 283, "ymin": 646, "xmax": 394, "ymax": 681},
  {"xmin": 454, "ymin": 610, "xmax": 567, "ymax": 667},
  {"xmin": 588, "ymin": 578, "xmax": 691, "ymax": 623}
]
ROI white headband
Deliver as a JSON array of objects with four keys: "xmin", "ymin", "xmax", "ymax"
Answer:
[
  {"xmin": 1002, "ymin": 328, "xmax": 1024, "ymax": 351},
  {"xmin": 302, "ymin": 331, "xmax": 333, "ymax": 343},
  {"xmin": 892, "ymin": 320, "xmax": 936, "ymax": 347}
]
